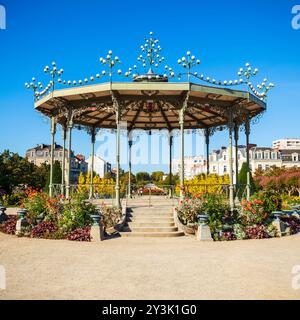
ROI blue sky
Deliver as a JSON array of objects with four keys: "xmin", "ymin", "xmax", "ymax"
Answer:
[{"xmin": 0, "ymin": 0, "xmax": 299, "ymax": 173}]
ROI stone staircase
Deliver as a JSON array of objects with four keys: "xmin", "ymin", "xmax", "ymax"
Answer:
[{"xmin": 120, "ymin": 197, "xmax": 185, "ymax": 238}]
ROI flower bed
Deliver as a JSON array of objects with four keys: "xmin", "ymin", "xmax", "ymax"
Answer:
[
  {"xmin": 175, "ymin": 192, "xmax": 300, "ymax": 241},
  {"xmin": 0, "ymin": 188, "xmax": 125, "ymax": 242}
]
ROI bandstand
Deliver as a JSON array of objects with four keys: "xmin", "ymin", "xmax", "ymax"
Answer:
[{"xmin": 26, "ymin": 32, "xmax": 273, "ymax": 211}]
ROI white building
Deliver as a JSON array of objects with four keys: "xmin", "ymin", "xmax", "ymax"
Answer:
[
  {"xmin": 172, "ymin": 156, "xmax": 206, "ymax": 180},
  {"xmin": 172, "ymin": 139, "xmax": 300, "ymax": 182},
  {"xmin": 272, "ymin": 138, "xmax": 300, "ymax": 150},
  {"xmin": 209, "ymin": 146, "xmax": 246, "ymax": 183},
  {"xmin": 86, "ymin": 155, "xmax": 111, "ymax": 178}
]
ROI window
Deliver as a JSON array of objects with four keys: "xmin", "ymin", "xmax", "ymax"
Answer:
[
  {"xmin": 271, "ymin": 152, "xmax": 276, "ymax": 160},
  {"xmin": 223, "ymin": 165, "xmax": 227, "ymax": 173},
  {"xmin": 258, "ymin": 164, "xmax": 262, "ymax": 170},
  {"xmin": 264, "ymin": 152, "xmax": 269, "ymax": 160},
  {"xmin": 223, "ymin": 155, "xmax": 226, "ymax": 161},
  {"xmin": 257, "ymin": 152, "xmax": 262, "ymax": 160},
  {"xmin": 265, "ymin": 165, "xmax": 270, "ymax": 170}
]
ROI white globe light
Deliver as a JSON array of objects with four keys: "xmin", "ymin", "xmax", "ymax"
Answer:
[
  {"xmin": 178, "ymin": 59, "xmax": 182, "ymax": 64},
  {"xmin": 196, "ymin": 59, "xmax": 200, "ymax": 64},
  {"xmin": 187, "ymin": 51, "xmax": 191, "ymax": 56},
  {"xmin": 118, "ymin": 69, "xmax": 122, "ymax": 75},
  {"xmin": 96, "ymin": 74, "xmax": 100, "ymax": 78},
  {"xmin": 102, "ymin": 71, "xmax": 106, "ymax": 75},
  {"xmin": 108, "ymin": 50, "xmax": 113, "ymax": 55},
  {"xmin": 181, "ymin": 57, "xmax": 186, "ymax": 62},
  {"xmin": 90, "ymin": 76, "xmax": 94, "ymax": 81},
  {"xmin": 245, "ymin": 63, "xmax": 250, "ymax": 67},
  {"xmin": 52, "ymin": 62, "xmax": 56, "ymax": 66}
]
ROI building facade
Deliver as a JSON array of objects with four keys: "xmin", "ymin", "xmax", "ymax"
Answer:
[
  {"xmin": 272, "ymin": 138, "xmax": 300, "ymax": 150},
  {"xmin": 172, "ymin": 156, "xmax": 206, "ymax": 180},
  {"xmin": 86, "ymin": 155, "xmax": 111, "ymax": 178},
  {"xmin": 26, "ymin": 143, "xmax": 88, "ymax": 183},
  {"xmin": 172, "ymin": 139, "xmax": 300, "ymax": 182}
]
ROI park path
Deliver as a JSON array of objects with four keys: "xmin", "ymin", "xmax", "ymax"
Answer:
[{"xmin": 0, "ymin": 197, "xmax": 300, "ymax": 300}]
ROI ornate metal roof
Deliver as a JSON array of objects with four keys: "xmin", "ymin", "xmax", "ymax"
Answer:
[{"xmin": 34, "ymin": 81, "xmax": 266, "ymax": 130}]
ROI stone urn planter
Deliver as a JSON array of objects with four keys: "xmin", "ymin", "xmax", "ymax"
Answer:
[
  {"xmin": 0, "ymin": 204, "xmax": 8, "ymax": 223},
  {"xmin": 196, "ymin": 214, "xmax": 213, "ymax": 241},
  {"xmin": 197, "ymin": 214, "xmax": 209, "ymax": 225},
  {"xmin": 16, "ymin": 209, "xmax": 28, "ymax": 235},
  {"xmin": 90, "ymin": 214, "xmax": 101, "ymax": 226}
]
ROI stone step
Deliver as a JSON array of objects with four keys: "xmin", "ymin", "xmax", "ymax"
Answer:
[
  {"xmin": 120, "ymin": 231, "xmax": 185, "ymax": 238},
  {"xmin": 130, "ymin": 217, "xmax": 174, "ymax": 223},
  {"xmin": 128, "ymin": 226, "xmax": 178, "ymax": 232},
  {"xmin": 133, "ymin": 213, "xmax": 173, "ymax": 217},
  {"xmin": 129, "ymin": 222, "xmax": 175, "ymax": 227}
]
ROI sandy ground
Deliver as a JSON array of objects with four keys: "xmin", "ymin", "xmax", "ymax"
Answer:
[{"xmin": 0, "ymin": 199, "xmax": 300, "ymax": 300}]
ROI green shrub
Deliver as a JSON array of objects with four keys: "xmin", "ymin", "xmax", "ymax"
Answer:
[
  {"xmin": 58, "ymin": 194, "xmax": 95, "ymax": 232},
  {"xmin": 100, "ymin": 204, "xmax": 122, "ymax": 229}
]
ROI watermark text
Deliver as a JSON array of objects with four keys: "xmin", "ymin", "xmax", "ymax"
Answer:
[
  {"xmin": 0, "ymin": 5, "xmax": 6, "ymax": 30},
  {"xmin": 0, "ymin": 265, "xmax": 6, "ymax": 290},
  {"xmin": 292, "ymin": 5, "xmax": 300, "ymax": 30},
  {"xmin": 292, "ymin": 265, "xmax": 300, "ymax": 290}
]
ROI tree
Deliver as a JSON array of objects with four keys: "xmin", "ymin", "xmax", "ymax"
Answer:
[
  {"xmin": 0, "ymin": 150, "xmax": 49, "ymax": 194},
  {"xmin": 45, "ymin": 161, "xmax": 62, "ymax": 192},
  {"xmin": 121, "ymin": 172, "xmax": 136, "ymax": 185},
  {"xmin": 238, "ymin": 162, "xmax": 256, "ymax": 194},
  {"xmin": 151, "ymin": 171, "xmax": 164, "ymax": 182},
  {"xmin": 136, "ymin": 172, "xmax": 151, "ymax": 183}
]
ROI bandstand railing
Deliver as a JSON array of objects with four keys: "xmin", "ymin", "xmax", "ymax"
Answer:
[{"xmin": 52, "ymin": 184, "xmax": 127, "ymax": 206}]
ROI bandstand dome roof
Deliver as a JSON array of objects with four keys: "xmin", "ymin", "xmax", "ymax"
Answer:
[{"xmin": 34, "ymin": 81, "xmax": 266, "ymax": 131}]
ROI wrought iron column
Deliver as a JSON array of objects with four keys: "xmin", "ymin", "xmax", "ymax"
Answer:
[
  {"xmin": 245, "ymin": 114, "xmax": 251, "ymax": 200},
  {"xmin": 179, "ymin": 93, "xmax": 189, "ymax": 198},
  {"xmin": 228, "ymin": 109, "xmax": 234, "ymax": 212},
  {"xmin": 89, "ymin": 127, "xmax": 96, "ymax": 200},
  {"xmin": 169, "ymin": 130, "xmax": 173, "ymax": 197},
  {"xmin": 66, "ymin": 109, "xmax": 73, "ymax": 199},
  {"xmin": 234, "ymin": 122, "xmax": 239, "ymax": 185},
  {"xmin": 49, "ymin": 116, "xmax": 56, "ymax": 198},
  {"xmin": 112, "ymin": 93, "xmax": 121, "ymax": 209},
  {"xmin": 128, "ymin": 131, "xmax": 133, "ymax": 199},
  {"xmin": 205, "ymin": 128, "xmax": 210, "ymax": 175},
  {"xmin": 61, "ymin": 123, "xmax": 66, "ymax": 196}
]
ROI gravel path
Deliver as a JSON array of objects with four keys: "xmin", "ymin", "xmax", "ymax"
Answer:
[
  {"xmin": 1, "ymin": 233, "xmax": 300, "ymax": 300},
  {"xmin": 0, "ymin": 198, "xmax": 300, "ymax": 300}
]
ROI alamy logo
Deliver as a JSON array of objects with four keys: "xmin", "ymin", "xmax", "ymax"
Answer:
[
  {"xmin": 292, "ymin": 5, "xmax": 300, "ymax": 30},
  {"xmin": 0, "ymin": 5, "xmax": 6, "ymax": 30},
  {"xmin": 292, "ymin": 265, "xmax": 300, "ymax": 290},
  {"xmin": 0, "ymin": 265, "xmax": 6, "ymax": 290}
]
